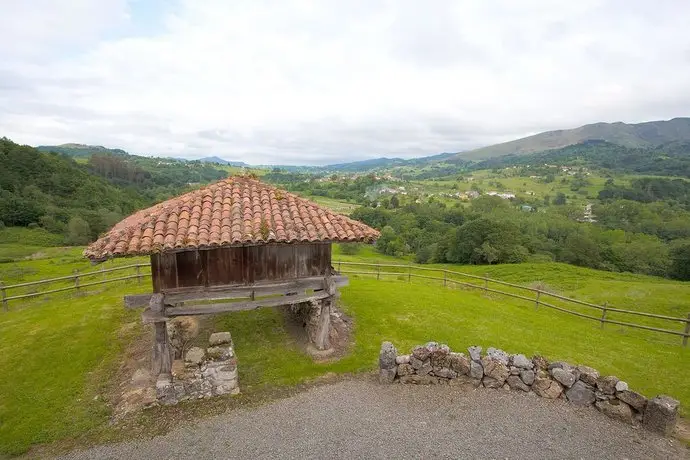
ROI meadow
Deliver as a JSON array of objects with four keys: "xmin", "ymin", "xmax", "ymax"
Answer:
[{"xmin": 0, "ymin": 241, "xmax": 688, "ymax": 456}]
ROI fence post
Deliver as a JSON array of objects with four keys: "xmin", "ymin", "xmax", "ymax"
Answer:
[
  {"xmin": 136, "ymin": 265, "xmax": 142, "ymax": 285},
  {"xmin": 338, "ymin": 261, "xmax": 342, "ymax": 273},
  {"xmin": 600, "ymin": 302, "xmax": 608, "ymax": 329},
  {"xmin": 443, "ymin": 271, "xmax": 447, "ymax": 288},
  {"xmin": 377, "ymin": 265, "xmax": 381, "ymax": 281},
  {"xmin": 74, "ymin": 270, "xmax": 80, "ymax": 293},
  {"xmin": 1, "ymin": 282, "xmax": 7, "ymax": 312},
  {"xmin": 535, "ymin": 289, "xmax": 541, "ymax": 310},
  {"xmin": 683, "ymin": 313, "xmax": 690, "ymax": 347},
  {"xmin": 483, "ymin": 274, "xmax": 488, "ymax": 294},
  {"xmin": 408, "ymin": 265, "xmax": 411, "ymax": 283}
]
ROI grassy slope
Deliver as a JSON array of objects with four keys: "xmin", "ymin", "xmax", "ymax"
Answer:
[
  {"xmin": 1, "ymin": 245, "xmax": 688, "ymax": 455},
  {"xmin": 0, "ymin": 281, "xmax": 146, "ymax": 456}
]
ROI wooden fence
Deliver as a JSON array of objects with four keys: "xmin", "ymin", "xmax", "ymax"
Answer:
[
  {"xmin": 2, "ymin": 260, "xmax": 689, "ymax": 347},
  {"xmin": 334, "ymin": 261, "xmax": 690, "ymax": 347},
  {"xmin": 0, "ymin": 263, "xmax": 149, "ymax": 311}
]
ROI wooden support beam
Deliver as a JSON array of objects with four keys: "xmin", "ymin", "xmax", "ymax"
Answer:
[
  {"xmin": 124, "ymin": 275, "xmax": 349, "ymax": 309},
  {"xmin": 314, "ymin": 298, "xmax": 331, "ymax": 350},
  {"xmin": 142, "ymin": 291, "xmax": 332, "ymax": 321},
  {"xmin": 149, "ymin": 293, "xmax": 172, "ymax": 377}
]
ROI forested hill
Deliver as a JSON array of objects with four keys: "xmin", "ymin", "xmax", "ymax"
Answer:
[
  {"xmin": 36, "ymin": 143, "xmax": 128, "ymax": 157},
  {"xmin": 0, "ymin": 138, "xmax": 228, "ymax": 244},
  {"xmin": 472, "ymin": 140, "xmax": 690, "ymax": 177},
  {"xmin": 0, "ymin": 138, "xmax": 146, "ymax": 242}
]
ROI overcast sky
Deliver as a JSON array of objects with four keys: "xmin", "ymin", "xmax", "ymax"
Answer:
[{"xmin": 1, "ymin": 1, "xmax": 689, "ymax": 165}]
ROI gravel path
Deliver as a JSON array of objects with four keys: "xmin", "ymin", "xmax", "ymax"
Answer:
[{"xmin": 60, "ymin": 378, "xmax": 687, "ymax": 460}]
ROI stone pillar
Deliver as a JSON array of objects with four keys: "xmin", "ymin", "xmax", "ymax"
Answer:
[
  {"xmin": 643, "ymin": 395, "xmax": 679, "ymax": 436},
  {"xmin": 379, "ymin": 341, "xmax": 397, "ymax": 383}
]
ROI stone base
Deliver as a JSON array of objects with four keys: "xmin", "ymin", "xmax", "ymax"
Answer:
[{"xmin": 157, "ymin": 331, "xmax": 240, "ymax": 405}]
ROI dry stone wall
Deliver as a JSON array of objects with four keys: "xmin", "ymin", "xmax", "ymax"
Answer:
[
  {"xmin": 157, "ymin": 331, "xmax": 239, "ymax": 405},
  {"xmin": 379, "ymin": 341, "xmax": 680, "ymax": 437}
]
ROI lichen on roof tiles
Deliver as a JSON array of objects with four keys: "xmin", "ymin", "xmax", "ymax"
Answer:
[{"xmin": 84, "ymin": 176, "xmax": 379, "ymax": 259}]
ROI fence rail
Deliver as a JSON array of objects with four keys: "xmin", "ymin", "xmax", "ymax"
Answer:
[
  {"xmin": 1, "ymin": 263, "xmax": 150, "ymax": 310},
  {"xmin": 334, "ymin": 260, "xmax": 690, "ymax": 347},
  {"xmin": 2, "ymin": 260, "xmax": 689, "ymax": 346}
]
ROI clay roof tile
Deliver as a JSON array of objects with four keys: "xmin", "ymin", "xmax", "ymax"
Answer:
[{"xmin": 84, "ymin": 176, "xmax": 379, "ymax": 259}]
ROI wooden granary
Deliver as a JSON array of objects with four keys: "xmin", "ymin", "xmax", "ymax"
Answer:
[{"xmin": 85, "ymin": 175, "xmax": 379, "ymax": 377}]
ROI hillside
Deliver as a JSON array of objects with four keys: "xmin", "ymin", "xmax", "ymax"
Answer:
[
  {"xmin": 0, "ymin": 138, "xmax": 149, "ymax": 240},
  {"xmin": 36, "ymin": 143, "xmax": 128, "ymax": 157},
  {"xmin": 473, "ymin": 140, "xmax": 690, "ymax": 177},
  {"xmin": 198, "ymin": 156, "xmax": 249, "ymax": 167},
  {"xmin": 0, "ymin": 138, "xmax": 229, "ymax": 244},
  {"xmin": 457, "ymin": 117, "xmax": 690, "ymax": 160}
]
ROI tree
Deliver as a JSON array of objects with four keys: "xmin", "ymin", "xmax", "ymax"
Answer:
[
  {"xmin": 669, "ymin": 242, "xmax": 690, "ymax": 280},
  {"xmin": 389, "ymin": 194, "xmax": 399, "ymax": 209},
  {"xmin": 65, "ymin": 217, "xmax": 91, "ymax": 245},
  {"xmin": 471, "ymin": 195, "xmax": 509, "ymax": 214},
  {"xmin": 553, "ymin": 192, "xmax": 567, "ymax": 205},
  {"xmin": 445, "ymin": 217, "xmax": 527, "ymax": 264}
]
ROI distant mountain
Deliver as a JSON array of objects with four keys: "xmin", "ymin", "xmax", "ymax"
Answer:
[
  {"xmin": 323, "ymin": 152, "xmax": 462, "ymax": 172},
  {"xmin": 198, "ymin": 156, "xmax": 249, "ymax": 167},
  {"xmin": 36, "ymin": 143, "xmax": 128, "ymax": 157},
  {"xmin": 457, "ymin": 117, "xmax": 690, "ymax": 160}
]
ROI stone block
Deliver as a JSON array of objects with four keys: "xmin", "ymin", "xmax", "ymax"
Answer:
[
  {"xmin": 596, "ymin": 400, "xmax": 633, "ymax": 424},
  {"xmin": 449, "ymin": 353, "xmax": 470, "ymax": 375},
  {"xmin": 482, "ymin": 376, "xmax": 503, "ymax": 389},
  {"xmin": 209, "ymin": 331, "xmax": 233, "ymax": 347},
  {"xmin": 576, "ymin": 365, "xmax": 600, "ymax": 386},
  {"xmin": 520, "ymin": 369, "xmax": 535, "ymax": 385},
  {"xmin": 433, "ymin": 367, "xmax": 457, "ymax": 379},
  {"xmin": 206, "ymin": 346, "xmax": 234, "ymax": 361},
  {"xmin": 551, "ymin": 367, "xmax": 577, "ymax": 388},
  {"xmin": 395, "ymin": 354, "xmax": 410, "ymax": 365},
  {"xmin": 467, "ymin": 346, "xmax": 482, "ymax": 362},
  {"xmin": 486, "ymin": 347, "xmax": 509, "ymax": 365},
  {"xmin": 533, "ymin": 374, "xmax": 563, "ymax": 399},
  {"xmin": 379, "ymin": 341, "xmax": 397, "ymax": 370},
  {"xmin": 617, "ymin": 390, "xmax": 647, "ymax": 412},
  {"xmin": 410, "ymin": 356, "xmax": 424, "ymax": 370},
  {"xmin": 379, "ymin": 368, "xmax": 396, "ymax": 384},
  {"xmin": 417, "ymin": 361, "xmax": 433, "ymax": 376},
  {"xmin": 565, "ymin": 381, "xmax": 596, "ymax": 406},
  {"xmin": 643, "ymin": 395, "xmax": 679, "ymax": 436},
  {"xmin": 469, "ymin": 360, "xmax": 484, "ymax": 379},
  {"xmin": 511, "ymin": 354, "xmax": 533, "ymax": 369},
  {"xmin": 482, "ymin": 358, "xmax": 510, "ymax": 384},
  {"xmin": 596, "ymin": 375, "xmax": 619, "ymax": 395},
  {"xmin": 185, "ymin": 347, "xmax": 205, "ymax": 366},
  {"xmin": 412, "ymin": 345, "xmax": 431, "ymax": 361},
  {"xmin": 397, "ymin": 363, "xmax": 415, "ymax": 376},
  {"xmin": 506, "ymin": 375, "xmax": 530, "ymax": 392}
]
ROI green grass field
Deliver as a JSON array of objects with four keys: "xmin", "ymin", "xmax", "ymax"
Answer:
[{"xmin": 0, "ymin": 244, "xmax": 689, "ymax": 456}]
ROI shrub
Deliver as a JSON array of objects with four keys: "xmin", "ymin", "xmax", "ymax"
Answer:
[
  {"xmin": 340, "ymin": 243, "xmax": 362, "ymax": 255},
  {"xmin": 64, "ymin": 217, "xmax": 92, "ymax": 246}
]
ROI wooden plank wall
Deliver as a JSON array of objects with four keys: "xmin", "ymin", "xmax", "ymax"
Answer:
[{"xmin": 151, "ymin": 243, "xmax": 332, "ymax": 291}]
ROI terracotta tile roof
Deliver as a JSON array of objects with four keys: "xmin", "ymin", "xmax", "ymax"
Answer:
[{"xmin": 84, "ymin": 176, "xmax": 379, "ymax": 259}]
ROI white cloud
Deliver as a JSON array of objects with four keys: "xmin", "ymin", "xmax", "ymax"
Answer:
[{"xmin": 1, "ymin": 0, "xmax": 689, "ymax": 164}]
